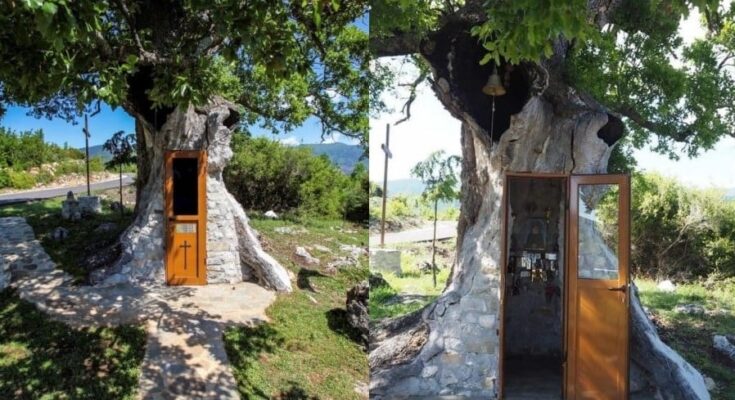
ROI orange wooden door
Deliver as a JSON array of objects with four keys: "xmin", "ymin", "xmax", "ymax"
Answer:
[
  {"xmin": 566, "ymin": 174, "xmax": 630, "ymax": 399},
  {"xmin": 164, "ymin": 150, "xmax": 207, "ymax": 285}
]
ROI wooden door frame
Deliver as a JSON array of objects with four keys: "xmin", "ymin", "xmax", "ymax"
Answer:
[
  {"xmin": 565, "ymin": 174, "xmax": 630, "ymax": 399},
  {"xmin": 164, "ymin": 150, "xmax": 207, "ymax": 285},
  {"xmin": 499, "ymin": 171, "xmax": 569, "ymax": 399},
  {"xmin": 499, "ymin": 172, "xmax": 630, "ymax": 399}
]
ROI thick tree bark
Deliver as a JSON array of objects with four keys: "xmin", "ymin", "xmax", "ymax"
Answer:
[
  {"xmin": 369, "ymin": 26, "xmax": 709, "ymax": 399},
  {"xmin": 90, "ymin": 98, "xmax": 292, "ymax": 292}
]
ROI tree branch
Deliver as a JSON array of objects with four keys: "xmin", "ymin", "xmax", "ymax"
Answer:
[
  {"xmin": 112, "ymin": 0, "xmax": 169, "ymax": 64},
  {"xmin": 395, "ymin": 70, "xmax": 430, "ymax": 125},
  {"xmin": 613, "ymin": 104, "xmax": 695, "ymax": 143},
  {"xmin": 370, "ymin": 32, "xmax": 423, "ymax": 57}
]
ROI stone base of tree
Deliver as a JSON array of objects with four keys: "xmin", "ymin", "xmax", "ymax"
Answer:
[{"xmin": 92, "ymin": 99, "xmax": 291, "ymax": 292}]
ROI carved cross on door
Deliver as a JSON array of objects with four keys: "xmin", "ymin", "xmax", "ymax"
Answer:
[{"xmin": 180, "ymin": 240, "xmax": 192, "ymax": 270}]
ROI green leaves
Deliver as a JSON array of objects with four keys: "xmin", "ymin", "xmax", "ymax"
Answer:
[
  {"xmin": 472, "ymin": 0, "xmax": 593, "ymax": 65},
  {"xmin": 410, "ymin": 150, "xmax": 461, "ymax": 204},
  {"xmin": 567, "ymin": 0, "xmax": 735, "ymax": 157},
  {"xmin": 0, "ymin": 0, "xmax": 368, "ymax": 145}
]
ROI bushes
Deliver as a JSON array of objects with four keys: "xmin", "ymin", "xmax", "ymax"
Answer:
[
  {"xmin": 7, "ymin": 170, "xmax": 36, "ymax": 189},
  {"xmin": 0, "ymin": 127, "xmax": 101, "ymax": 190},
  {"xmin": 224, "ymin": 134, "xmax": 367, "ymax": 221},
  {"xmin": 625, "ymin": 173, "xmax": 735, "ymax": 279},
  {"xmin": 0, "ymin": 127, "xmax": 83, "ymax": 170}
]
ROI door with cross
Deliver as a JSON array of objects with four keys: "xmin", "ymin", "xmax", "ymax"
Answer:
[{"xmin": 165, "ymin": 150, "xmax": 207, "ymax": 285}]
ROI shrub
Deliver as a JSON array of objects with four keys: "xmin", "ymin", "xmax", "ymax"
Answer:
[
  {"xmin": 224, "ymin": 134, "xmax": 363, "ymax": 221},
  {"xmin": 7, "ymin": 169, "xmax": 36, "ymax": 189},
  {"xmin": 616, "ymin": 173, "xmax": 735, "ymax": 279},
  {"xmin": 0, "ymin": 169, "xmax": 10, "ymax": 188},
  {"xmin": 343, "ymin": 163, "xmax": 369, "ymax": 222}
]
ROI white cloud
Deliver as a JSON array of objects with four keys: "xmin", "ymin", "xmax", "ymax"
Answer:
[
  {"xmin": 279, "ymin": 136, "xmax": 300, "ymax": 146},
  {"xmin": 633, "ymin": 137, "xmax": 735, "ymax": 189},
  {"xmin": 369, "ymin": 57, "xmax": 462, "ymax": 182}
]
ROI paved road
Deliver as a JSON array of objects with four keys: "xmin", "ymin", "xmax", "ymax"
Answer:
[
  {"xmin": 0, "ymin": 175, "xmax": 134, "ymax": 205},
  {"xmin": 370, "ymin": 220, "xmax": 457, "ymax": 245}
]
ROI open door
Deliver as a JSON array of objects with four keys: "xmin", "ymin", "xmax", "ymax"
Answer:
[
  {"xmin": 164, "ymin": 150, "xmax": 207, "ymax": 285},
  {"xmin": 566, "ymin": 174, "xmax": 630, "ymax": 399}
]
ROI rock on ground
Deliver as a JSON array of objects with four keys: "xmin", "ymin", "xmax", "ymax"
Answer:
[
  {"xmin": 713, "ymin": 335, "xmax": 735, "ymax": 364},
  {"xmin": 657, "ymin": 280, "xmax": 676, "ymax": 292},
  {"xmin": 674, "ymin": 304, "xmax": 705, "ymax": 315},
  {"xmin": 346, "ymin": 280, "xmax": 369, "ymax": 349},
  {"xmin": 264, "ymin": 210, "xmax": 278, "ymax": 219},
  {"xmin": 294, "ymin": 246, "xmax": 320, "ymax": 265},
  {"xmin": 0, "ymin": 258, "xmax": 8, "ymax": 290},
  {"xmin": 51, "ymin": 227, "xmax": 70, "ymax": 241},
  {"xmin": 369, "ymin": 273, "xmax": 390, "ymax": 289},
  {"xmin": 94, "ymin": 222, "xmax": 118, "ymax": 233}
]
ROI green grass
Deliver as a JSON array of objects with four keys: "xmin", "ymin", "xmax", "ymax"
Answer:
[
  {"xmin": 0, "ymin": 196, "xmax": 133, "ymax": 282},
  {"xmin": 0, "ymin": 289, "xmax": 146, "ymax": 400},
  {"xmin": 369, "ymin": 240, "xmax": 453, "ymax": 320},
  {"xmin": 636, "ymin": 278, "xmax": 735, "ymax": 400},
  {"xmin": 224, "ymin": 217, "xmax": 368, "ymax": 399}
]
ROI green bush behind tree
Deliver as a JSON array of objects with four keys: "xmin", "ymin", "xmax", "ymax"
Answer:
[
  {"xmin": 224, "ymin": 134, "xmax": 367, "ymax": 222},
  {"xmin": 600, "ymin": 172, "xmax": 735, "ymax": 280}
]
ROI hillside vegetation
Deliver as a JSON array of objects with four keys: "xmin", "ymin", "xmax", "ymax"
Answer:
[
  {"xmin": 225, "ymin": 135, "xmax": 368, "ymax": 222},
  {"xmin": 0, "ymin": 127, "xmax": 123, "ymax": 190},
  {"xmin": 619, "ymin": 173, "xmax": 735, "ymax": 280}
]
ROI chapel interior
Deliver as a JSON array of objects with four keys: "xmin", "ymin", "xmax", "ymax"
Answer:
[{"xmin": 503, "ymin": 176, "xmax": 566, "ymax": 399}]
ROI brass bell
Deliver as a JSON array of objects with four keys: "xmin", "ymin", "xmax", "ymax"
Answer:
[{"xmin": 482, "ymin": 66, "xmax": 506, "ymax": 97}]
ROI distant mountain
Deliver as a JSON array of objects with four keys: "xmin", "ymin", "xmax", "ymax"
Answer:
[
  {"xmin": 726, "ymin": 188, "xmax": 735, "ymax": 201},
  {"xmin": 83, "ymin": 144, "xmax": 113, "ymax": 162},
  {"xmin": 386, "ymin": 178, "xmax": 426, "ymax": 197},
  {"xmin": 300, "ymin": 142, "xmax": 365, "ymax": 174},
  {"xmin": 82, "ymin": 142, "xmax": 365, "ymax": 174}
]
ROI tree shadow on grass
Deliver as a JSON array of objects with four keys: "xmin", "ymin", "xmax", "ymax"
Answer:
[
  {"xmin": 0, "ymin": 289, "xmax": 146, "ymax": 400},
  {"xmin": 223, "ymin": 321, "xmax": 285, "ymax": 399},
  {"xmin": 297, "ymin": 268, "xmax": 327, "ymax": 292},
  {"xmin": 325, "ymin": 308, "xmax": 365, "ymax": 348},
  {"xmin": 277, "ymin": 381, "xmax": 320, "ymax": 400}
]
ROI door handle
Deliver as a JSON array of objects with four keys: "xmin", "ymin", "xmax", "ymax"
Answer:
[{"xmin": 608, "ymin": 284, "xmax": 627, "ymax": 293}]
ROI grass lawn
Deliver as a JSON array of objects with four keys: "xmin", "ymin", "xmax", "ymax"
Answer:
[
  {"xmin": 636, "ymin": 278, "xmax": 735, "ymax": 400},
  {"xmin": 0, "ymin": 289, "xmax": 146, "ymax": 400},
  {"xmin": 370, "ymin": 240, "xmax": 453, "ymax": 320},
  {"xmin": 224, "ymin": 217, "xmax": 369, "ymax": 399},
  {"xmin": 0, "ymin": 189, "xmax": 134, "ymax": 282}
]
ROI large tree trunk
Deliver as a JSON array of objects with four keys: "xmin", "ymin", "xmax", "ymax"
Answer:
[
  {"xmin": 91, "ymin": 98, "xmax": 292, "ymax": 292},
  {"xmin": 369, "ymin": 28, "xmax": 709, "ymax": 399}
]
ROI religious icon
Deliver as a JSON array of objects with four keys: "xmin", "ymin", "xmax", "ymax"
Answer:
[{"xmin": 521, "ymin": 218, "xmax": 547, "ymax": 251}]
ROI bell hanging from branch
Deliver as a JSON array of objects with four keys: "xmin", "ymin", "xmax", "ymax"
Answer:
[
  {"xmin": 483, "ymin": 64, "xmax": 506, "ymax": 143},
  {"xmin": 483, "ymin": 65, "xmax": 506, "ymax": 96}
]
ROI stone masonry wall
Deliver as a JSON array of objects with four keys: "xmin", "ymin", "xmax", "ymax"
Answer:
[{"xmin": 206, "ymin": 179, "xmax": 252, "ymax": 283}]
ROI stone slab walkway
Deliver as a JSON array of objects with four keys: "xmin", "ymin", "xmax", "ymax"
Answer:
[{"xmin": 0, "ymin": 217, "xmax": 276, "ymax": 399}]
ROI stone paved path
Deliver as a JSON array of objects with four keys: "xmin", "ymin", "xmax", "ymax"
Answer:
[{"xmin": 0, "ymin": 217, "xmax": 276, "ymax": 399}]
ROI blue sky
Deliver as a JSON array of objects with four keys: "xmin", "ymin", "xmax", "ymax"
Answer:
[
  {"xmin": 2, "ymin": 104, "xmax": 135, "ymax": 148},
  {"xmin": 1, "ymin": 105, "xmax": 355, "ymax": 148}
]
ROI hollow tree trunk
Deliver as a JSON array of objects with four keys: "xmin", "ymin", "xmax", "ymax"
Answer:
[
  {"xmin": 369, "ymin": 29, "xmax": 708, "ymax": 399},
  {"xmin": 91, "ymin": 98, "xmax": 292, "ymax": 292}
]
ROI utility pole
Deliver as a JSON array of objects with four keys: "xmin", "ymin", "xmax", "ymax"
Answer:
[
  {"xmin": 83, "ymin": 114, "xmax": 91, "ymax": 196},
  {"xmin": 380, "ymin": 124, "xmax": 392, "ymax": 247}
]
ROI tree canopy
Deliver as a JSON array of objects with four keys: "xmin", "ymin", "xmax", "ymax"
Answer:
[
  {"xmin": 0, "ymin": 0, "xmax": 368, "ymax": 146},
  {"xmin": 411, "ymin": 150, "xmax": 461, "ymax": 205},
  {"xmin": 371, "ymin": 0, "xmax": 735, "ymax": 158}
]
